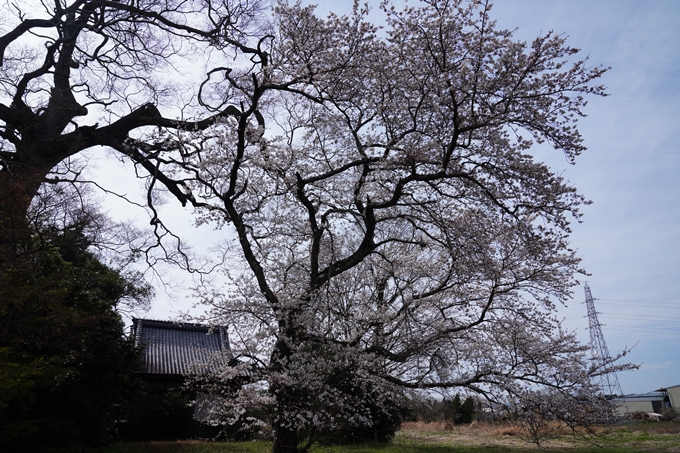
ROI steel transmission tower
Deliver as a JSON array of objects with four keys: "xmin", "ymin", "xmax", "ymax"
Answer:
[{"xmin": 584, "ymin": 283, "xmax": 626, "ymax": 406}]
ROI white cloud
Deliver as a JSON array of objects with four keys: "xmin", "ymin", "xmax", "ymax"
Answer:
[{"xmin": 641, "ymin": 361, "xmax": 672, "ymax": 371}]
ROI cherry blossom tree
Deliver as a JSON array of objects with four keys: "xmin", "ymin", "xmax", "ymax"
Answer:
[{"xmin": 170, "ymin": 1, "xmax": 627, "ymax": 451}]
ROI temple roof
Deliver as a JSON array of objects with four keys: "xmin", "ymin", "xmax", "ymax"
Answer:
[{"xmin": 132, "ymin": 318, "xmax": 231, "ymax": 375}]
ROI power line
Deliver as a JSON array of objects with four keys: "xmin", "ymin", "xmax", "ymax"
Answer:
[
  {"xmin": 602, "ymin": 315, "xmax": 680, "ymax": 322},
  {"xmin": 599, "ymin": 298, "xmax": 679, "ymax": 305},
  {"xmin": 562, "ymin": 314, "xmax": 680, "ymax": 322},
  {"xmin": 605, "ymin": 325, "xmax": 680, "ymax": 333},
  {"xmin": 607, "ymin": 327, "xmax": 677, "ymax": 332},
  {"xmin": 576, "ymin": 298, "xmax": 680, "ymax": 308}
]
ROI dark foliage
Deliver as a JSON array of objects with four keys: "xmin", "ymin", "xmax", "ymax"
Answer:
[
  {"xmin": 316, "ymin": 400, "xmax": 405, "ymax": 445},
  {"xmin": 0, "ymin": 231, "xmax": 149, "ymax": 451},
  {"xmin": 405, "ymin": 394, "xmax": 478, "ymax": 425},
  {"xmin": 122, "ymin": 389, "xmax": 209, "ymax": 441},
  {"xmin": 442, "ymin": 395, "xmax": 476, "ymax": 425}
]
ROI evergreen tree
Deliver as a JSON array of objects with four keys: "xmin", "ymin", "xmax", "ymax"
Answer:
[
  {"xmin": 442, "ymin": 394, "xmax": 476, "ymax": 425},
  {"xmin": 460, "ymin": 397, "xmax": 476, "ymax": 425},
  {"xmin": 0, "ymin": 228, "xmax": 150, "ymax": 451}
]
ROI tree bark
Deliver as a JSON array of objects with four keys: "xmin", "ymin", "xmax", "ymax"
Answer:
[
  {"xmin": 272, "ymin": 423, "xmax": 299, "ymax": 453},
  {"xmin": 0, "ymin": 163, "xmax": 52, "ymax": 264},
  {"xmin": 270, "ymin": 317, "xmax": 303, "ymax": 453}
]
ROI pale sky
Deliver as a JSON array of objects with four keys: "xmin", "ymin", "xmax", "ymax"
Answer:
[
  {"xmin": 485, "ymin": 0, "xmax": 680, "ymax": 396},
  {"xmin": 91, "ymin": 0, "xmax": 679, "ymax": 395}
]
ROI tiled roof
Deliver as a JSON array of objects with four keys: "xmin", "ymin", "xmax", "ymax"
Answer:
[{"xmin": 132, "ymin": 318, "xmax": 231, "ymax": 375}]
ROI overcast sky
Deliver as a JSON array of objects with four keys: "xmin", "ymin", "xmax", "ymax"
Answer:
[
  {"xmin": 487, "ymin": 0, "xmax": 680, "ymax": 396},
  {"xmin": 94, "ymin": 0, "xmax": 679, "ymax": 395}
]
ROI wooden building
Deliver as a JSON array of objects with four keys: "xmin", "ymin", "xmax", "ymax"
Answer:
[{"xmin": 124, "ymin": 318, "xmax": 231, "ymax": 437}]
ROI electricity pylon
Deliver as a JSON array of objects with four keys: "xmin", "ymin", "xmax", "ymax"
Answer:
[{"xmin": 584, "ymin": 283, "xmax": 627, "ymax": 418}]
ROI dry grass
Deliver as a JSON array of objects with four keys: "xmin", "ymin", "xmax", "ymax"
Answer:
[
  {"xmin": 624, "ymin": 421, "xmax": 680, "ymax": 434},
  {"xmin": 400, "ymin": 421, "xmax": 449, "ymax": 431},
  {"xmin": 401, "ymin": 419, "xmax": 680, "ymax": 437},
  {"xmin": 492, "ymin": 425, "xmax": 519, "ymax": 436},
  {"xmin": 397, "ymin": 420, "xmax": 680, "ymax": 452},
  {"xmin": 402, "ymin": 420, "xmax": 560, "ymax": 437},
  {"xmin": 397, "ymin": 421, "xmax": 551, "ymax": 450}
]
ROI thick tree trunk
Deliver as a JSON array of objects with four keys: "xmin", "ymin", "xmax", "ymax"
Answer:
[
  {"xmin": 0, "ymin": 165, "xmax": 51, "ymax": 265},
  {"xmin": 270, "ymin": 322, "xmax": 303, "ymax": 453}
]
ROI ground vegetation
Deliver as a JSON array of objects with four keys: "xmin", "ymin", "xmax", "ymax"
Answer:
[{"xmin": 98, "ymin": 421, "xmax": 680, "ymax": 453}]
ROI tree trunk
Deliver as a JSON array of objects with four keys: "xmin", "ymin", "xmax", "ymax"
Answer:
[
  {"xmin": 271, "ymin": 375, "xmax": 301, "ymax": 453},
  {"xmin": 272, "ymin": 423, "xmax": 299, "ymax": 453},
  {"xmin": 270, "ymin": 322, "xmax": 302, "ymax": 453},
  {"xmin": 0, "ymin": 165, "xmax": 51, "ymax": 265}
]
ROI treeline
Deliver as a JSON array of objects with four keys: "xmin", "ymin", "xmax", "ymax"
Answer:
[{"xmin": 405, "ymin": 394, "xmax": 482, "ymax": 425}]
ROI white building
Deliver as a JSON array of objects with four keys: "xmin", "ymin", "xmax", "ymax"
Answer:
[
  {"xmin": 614, "ymin": 385, "xmax": 678, "ymax": 418},
  {"xmin": 659, "ymin": 384, "xmax": 680, "ymax": 413}
]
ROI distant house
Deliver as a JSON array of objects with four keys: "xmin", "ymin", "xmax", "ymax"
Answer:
[
  {"xmin": 614, "ymin": 391, "xmax": 668, "ymax": 416},
  {"xmin": 657, "ymin": 384, "xmax": 680, "ymax": 414}
]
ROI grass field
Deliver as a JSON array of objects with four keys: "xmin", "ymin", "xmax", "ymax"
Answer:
[{"xmin": 104, "ymin": 421, "xmax": 680, "ymax": 453}]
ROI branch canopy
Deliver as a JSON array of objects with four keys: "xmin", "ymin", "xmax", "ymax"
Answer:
[{"xmin": 171, "ymin": 1, "xmax": 622, "ymax": 450}]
